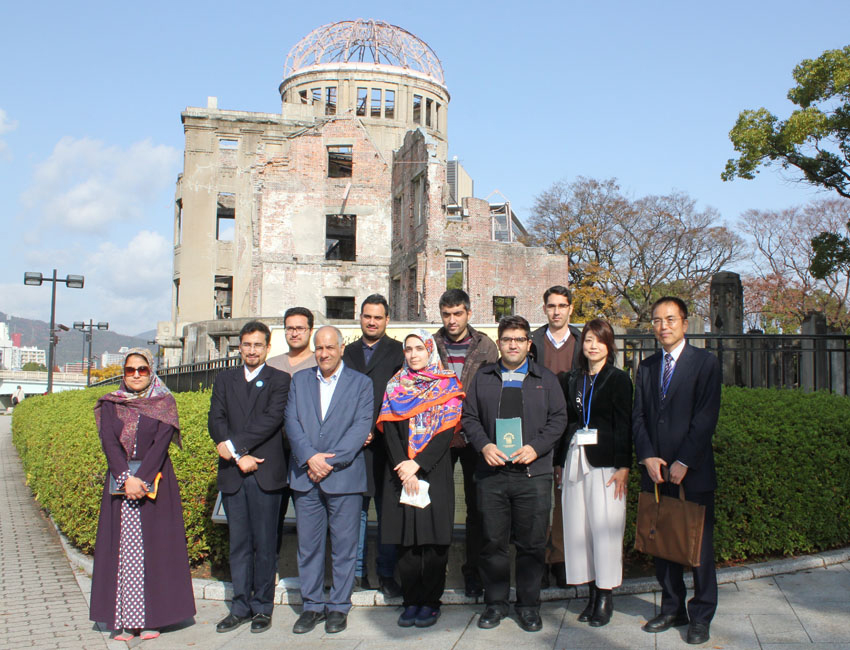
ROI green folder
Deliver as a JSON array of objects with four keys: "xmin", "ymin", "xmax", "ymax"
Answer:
[{"xmin": 496, "ymin": 417, "xmax": 523, "ymax": 461}]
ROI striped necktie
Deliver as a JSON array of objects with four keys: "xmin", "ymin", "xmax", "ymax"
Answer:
[{"xmin": 661, "ymin": 353, "xmax": 673, "ymax": 400}]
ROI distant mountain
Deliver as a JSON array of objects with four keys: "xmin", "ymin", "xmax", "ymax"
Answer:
[{"xmin": 0, "ymin": 311, "xmax": 159, "ymax": 369}]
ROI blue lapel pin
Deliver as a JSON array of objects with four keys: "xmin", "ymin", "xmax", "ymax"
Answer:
[{"xmin": 256, "ymin": 380, "xmax": 264, "ymax": 388}]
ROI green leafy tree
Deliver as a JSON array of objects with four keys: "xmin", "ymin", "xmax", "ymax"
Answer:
[
  {"xmin": 723, "ymin": 45, "xmax": 850, "ymax": 198},
  {"xmin": 22, "ymin": 362, "xmax": 47, "ymax": 372}
]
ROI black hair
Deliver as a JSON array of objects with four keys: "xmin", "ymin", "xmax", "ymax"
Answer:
[
  {"xmin": 498, "ymin": 314, "xmax": 531, "ymax": 339},
  {"xmin": 438, "ymin": 289, "xmax": 471, "ymax": 311},
  {"xmin": 543, "ymin": 285, "xmax": 572, "ymax": 304},
  {"xmin": 578, "ymin": 318, "xmax": 618, "ymax": 372},
  {"xmin": 239, "ymin": 320, "xmax": 271, "ymax": 345},
  {"xmin": 651, "ymin": 296, "xmax": 688, "ymax": 320},
  {"xmin": 360, "ymin": 293, "xmax": 389, "ymax": 316},
  {"xmin": 284, "ymin": 306, "xmax": 314, "ymax": 330}
]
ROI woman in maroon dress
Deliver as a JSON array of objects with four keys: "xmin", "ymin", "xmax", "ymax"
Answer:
[{"xmin": 89, "ymin": 348, "xmax": 195, "ymax": 642}]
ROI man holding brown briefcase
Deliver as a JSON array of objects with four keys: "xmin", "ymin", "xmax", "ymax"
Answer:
[{"xmin": 632, "ymin": 297, "xmax": 721, "ymax": 645}]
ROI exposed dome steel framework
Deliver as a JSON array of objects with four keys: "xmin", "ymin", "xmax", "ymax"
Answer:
[{"xmin": 284, "ymin": 19, "xmax": 445, "ymax": 85}]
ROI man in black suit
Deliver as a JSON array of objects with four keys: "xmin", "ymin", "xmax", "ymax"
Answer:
[
  {"xmin": 633, "ymin": 297, "xmax": 721, "ymax": 645},
  {"xmin": 208, "ymin": 320, "xmax": 291, "ymax": 634},
  {"xmin": 341, "ymin": 294, "xmax": 404, "ymax": 598}
]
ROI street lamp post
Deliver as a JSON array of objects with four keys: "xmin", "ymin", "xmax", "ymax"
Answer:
[
  {"xmin": 73, "ymin": 320, "xmax": 109, "ymax": 386},
  {"xmin": 24, "ymin": 270, "xmax": 84, "ymax": 394}
]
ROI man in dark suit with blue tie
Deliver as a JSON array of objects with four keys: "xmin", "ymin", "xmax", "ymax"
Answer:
[
  {"xmin": 286, "ymin": 325, "xmax": 374, "ymax": 635},
  {"xmin": 208, "ymin": 321, "xmax": 291, "ymax": 634},
  {"xmin": 633, "ymin": 297, "xmax": 721, "ymax": 645}
]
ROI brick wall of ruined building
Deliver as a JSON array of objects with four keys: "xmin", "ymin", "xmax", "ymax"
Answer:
[
  {"xmin": 247, "ymin": 116, "xmax": 394, "ymax": 319},
  {"xmin": 390, "ymin": 129, "xmax": 567, "ymax": 324}
]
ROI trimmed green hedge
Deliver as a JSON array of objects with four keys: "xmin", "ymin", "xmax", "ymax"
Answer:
[
  {"xmin": 11, "ymin": 387, "xmax": 228, "ymax": 567},
  {"xmin": 11, "ymin": 385, "xmax": 850, "ymax": 566}
]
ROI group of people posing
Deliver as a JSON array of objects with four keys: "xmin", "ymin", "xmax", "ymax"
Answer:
[{"xmin": 89, "ymin": 287, "xmax": 720, "ymax": 646}]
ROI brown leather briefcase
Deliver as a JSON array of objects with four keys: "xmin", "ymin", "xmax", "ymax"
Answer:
[{"xmin": 635, "ymin": 482, "xmax": 705, "ymax": 567}]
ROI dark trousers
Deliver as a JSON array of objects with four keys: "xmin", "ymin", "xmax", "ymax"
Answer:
[
  {"xmin": 477, "ymin": 471, "xmax": 552, "ymax": 613},
  {"xmin": 397, "ymin": 544, "xmax": 449, "ymax": 609},
  {"xmin": 452, "ymin": 445, "xmax": 482, "ymax": 580},
  {"xmin": 655, "ymin": 487, "xmax": 717, "ymax": 625},
  {"xmin": 222, "ymin": 473, "xmax": 282, "ymax": 617}
]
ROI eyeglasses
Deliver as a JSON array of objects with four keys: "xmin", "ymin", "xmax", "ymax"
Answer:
[
  {"xmin": 240, "ymin": 342, "xmax": 267, "ymax": 350},
  {"xmin": 285, "ymin": 326, "xmax": 309, "ymax": 334},
  {"xmin": 124, "ymin": 366, "xmax": 151, "ymax": 377},
  {"xmin": 499, "ymin": 336, "xmax": 529, "ymax": 344},
  {"xmin": 651, "ymin": 317, "xmax": 682, "ymax": 328}
]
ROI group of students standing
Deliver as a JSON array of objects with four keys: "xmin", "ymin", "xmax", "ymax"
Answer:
[{"xmin": 89, "ymin": 286, "xmax": 720, "ymax": 646}]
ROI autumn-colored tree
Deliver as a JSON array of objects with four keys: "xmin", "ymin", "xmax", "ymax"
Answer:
[
  {"xmin": 523, "ymin": 177, "xmax": 742, "ymax": 324},
  {"xmin": 738, "ymin": 199, "xmax": 850, "ymax": 331},
  {"xmin": 89, "ymin": 364, "xmax": 123, "ymax": 381}
]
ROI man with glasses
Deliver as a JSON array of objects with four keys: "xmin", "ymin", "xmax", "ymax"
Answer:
[
  {"xmin": 462, "ymin": 315, "xmax": 567, "ymax": 632},
  {"xmin": 530, "ymin": 285, "xmax": 582, "ymax": 588},
  {"xmin": 208, "ymin": 321, "xmax": 291, "ymax": 634},
  {"xmin": 633, "ymin": 297, "xmax": 721, "ymax": 645}
]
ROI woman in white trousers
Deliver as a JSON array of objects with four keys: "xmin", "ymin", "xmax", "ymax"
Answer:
[{"xmin": 559, "ymin": 319, "xmax": 633, "ymax": 627}]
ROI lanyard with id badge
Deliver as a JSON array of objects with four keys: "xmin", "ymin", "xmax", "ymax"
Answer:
[{"xmin": 575, "ymin": 373, "xmax": 598, "ymax": 446}]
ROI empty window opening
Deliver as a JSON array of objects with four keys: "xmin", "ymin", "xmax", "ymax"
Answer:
[
  {"xmin": 325, "ymin": 214, "xmax": 356, "ymax": 261},
  {"xmin": 175, "ymin": 199, "xmax": 183, "ymax": 245},
  {"xmin": 371, "ymin": 89, "xmax": 382, "ymax": 118},
  {"xmin": 356, "ymin": 87, "xmax": 367, "ymax": 116},
  {"xmin": 299, "ymin": 89, "xmax": 308, "ymax": 104},
  {"xmin": 425, "ymin": 98, "xmax": 433, "ymax": 127},
  {"xmin": 173, "ymin": 279, "xmax": 180, "ymax": 314},
  {"xmin": 413, "ymin": 175, "xmax": 425, "ymax": 225},
  {"xmin": 325, "ymin": 87, "xmax": 337, "ymax": 115},
  {"xmin": 312, "ymin": 88, "xmax": 322, "ymax": 104},
  {"xmin": 446, "ymin": 258, "xmax": 464, "ymax": 291},
  {"xmin": 384, "ymin": 89, "xmax": 395, "ymax": 119},
  {"xmin": 328, "ymin": 145, "xmax": 353, "ymax": 178},
  {"xmin": 435, "ymin": 103, "xmax": 441, "ymax": 130},
  {"xmin": 413, "ymin": 94, "xmax": 422, "ymax": 124},
  {"xmin": 219, "ymin": 138, "xmax": 238, "ymax": 150},
  {"xmin": 214, "ymin": 276, "xmax": 233, "ymax": 320},
  {"xmin": 407, "ymin": 267, "xmax": 418, "ymax": 320},
  {"xmin": 493, "ymin": 296, "xmax": 516, "ymax": 321},
  {"xmin": 216, "ymin": 193, "xmax": 235, "ymax": 241},
  {"xmin": 326, "ymin": 296, "xmax": 355, "ymax": 320}
]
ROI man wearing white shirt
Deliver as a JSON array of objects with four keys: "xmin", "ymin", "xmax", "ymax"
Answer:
[
  {"xmin": 208, "ymin": 321, "xmax": 291, "ymax": 634},
  {"xmin": 285, "ymin": 326, "xmax": 374, "ymax": 635},
  {"xmin": 529, "ymin": 285, "xmax": 581, "ymax": 588}
]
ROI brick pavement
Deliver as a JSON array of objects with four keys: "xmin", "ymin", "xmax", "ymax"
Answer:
[{"xmin": 0, "ymin": 415, "xmax": 107, "ymax": 649}]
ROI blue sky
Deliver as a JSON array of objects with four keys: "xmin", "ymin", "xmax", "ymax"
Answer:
[{"xmin": 2, "ymin": 1, "xmax": 848, "ymax": 335}]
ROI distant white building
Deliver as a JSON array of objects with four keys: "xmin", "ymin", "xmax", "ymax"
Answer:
[
  {"xmin": 0, "ymin": 322, "xmax": 12, "ymax": 370},
  {"xmin": 18, "ymin": 347, "xmax": 47, "ymax": 367},
  {"xmin": 101, "ymin": 347, "xmax": 129, "ymax": 368}
]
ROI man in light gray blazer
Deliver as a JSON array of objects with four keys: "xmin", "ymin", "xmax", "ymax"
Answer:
[{"xmin": 285, "ymin": 326, "xmax": 374, "ymax": 635}]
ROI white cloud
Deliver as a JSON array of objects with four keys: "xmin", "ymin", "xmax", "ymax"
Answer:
[
  {"xmin": 84, "ymin": 230, "xmax": 173, "ymax": 332},
  {"xmin": 21, "ymin": 137, "xmax": 180, "ymax": 232},
  {"xmin": 0, "ymin": 108, "xmax": 17, "ymax": 158}
]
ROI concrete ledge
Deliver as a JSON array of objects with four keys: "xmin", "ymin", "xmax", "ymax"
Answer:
[{"xmin": 55, "ymin": 516, "xmax": 850, "ymax": 606}]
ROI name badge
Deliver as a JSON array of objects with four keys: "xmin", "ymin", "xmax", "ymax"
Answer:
[{"xmin": 575, "ymin": 428, "xmax": 598, "ymax": 446}]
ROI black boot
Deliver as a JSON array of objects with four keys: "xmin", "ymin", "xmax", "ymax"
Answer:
[
  {"xmin": 589, "ymin": 588, "xmax": 613, "ymax": 627},
  {"xmin": 577, "ymin": 582, "xmax": 597, "ymax": 623}
]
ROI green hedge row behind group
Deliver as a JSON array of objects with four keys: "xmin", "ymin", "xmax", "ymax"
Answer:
[{"xmin": 11, "ymin": 385, "xmax": 850, "ymax": 567}]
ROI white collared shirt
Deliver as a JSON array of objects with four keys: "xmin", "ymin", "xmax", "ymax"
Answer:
[
  {"xmin": 317, "ymin": 361, "xmax": 345, "ymax": 419},
  {"xmin": 545, "ymin": 326, "xmax": 571, "ymax": 349}
]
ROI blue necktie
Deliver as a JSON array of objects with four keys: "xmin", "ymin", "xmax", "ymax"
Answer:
[{"xmin": 661, "ymin": 353, "xmax": 673, "ymax": 400}]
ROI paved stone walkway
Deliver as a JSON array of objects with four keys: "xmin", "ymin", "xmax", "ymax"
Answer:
[
  {"xmin": 4, "ymin": 413, "xmax": 850, "ymax": 649},
  {"xmin": 0, "ymin": 415, "xmax": 107, "ymax": 649}
]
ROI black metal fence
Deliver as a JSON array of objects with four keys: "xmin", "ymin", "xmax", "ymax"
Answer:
[
  {"xmin": 92, "ymin": 332, "xmax": 850, "ymax": 396},
  {"xmin": 618, "ymin": 332, "xmax": 850, "ymax": 395}
]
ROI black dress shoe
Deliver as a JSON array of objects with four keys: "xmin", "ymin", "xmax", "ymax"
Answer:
[
  {"xmin": 578, "ymin": 582, "xmax": 598, "ymax": 622},
  {"xmin": 354, "ymin": 575, "xmax": 372, "ymax": 591},
  {"xmin": 379, "ymin": 576, "xmax": 402, "ymax": 599},
  {"xmin": 325, "ymin": 611, "xmax": 347, "ymax": 634},
  {"xmin": 642, "ymin": 612, "xmax": 689, "ymax": 633},
  {"xmin": 589, "ymin": 591, "xmax": 613, "ymax": 627},
  {"xmin": 292, "ymin": 610, "xmax": 325, "ymax": 634},
  {"xmin": 216, "ymin": 613, "xmax": 250, "ymax": 633},
  {"xmin": 517, "ymin": 609, "xmax": 543, "ymax": 632},
  {"xmin": 464, "ymin": 574, "xmax": 484, "ymax": 598},
  {"xmin": 250, "ymin": 613, "xmax": 271, "ymax": 633},
  {"xmin": 477, "ymin": 606, "xmax": 503, "ymax": 629},
  {"xmin": 687, "ymin": 621, "xmax": 710, "ymax": 644}
]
